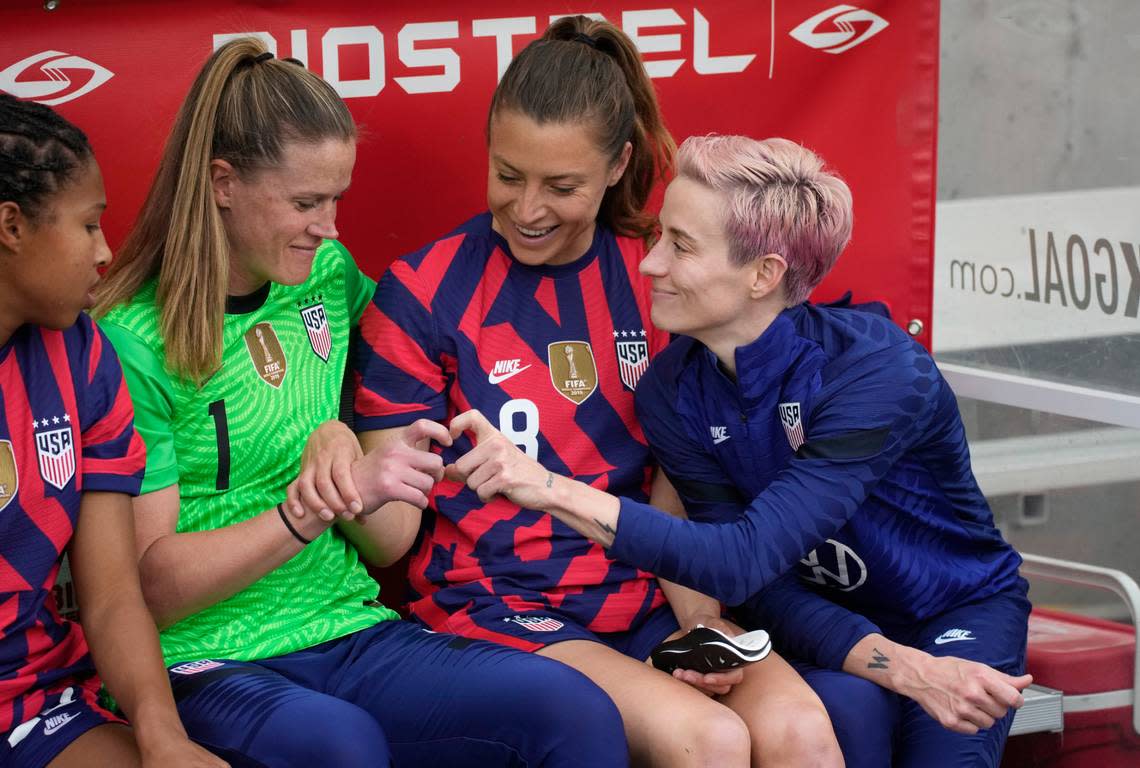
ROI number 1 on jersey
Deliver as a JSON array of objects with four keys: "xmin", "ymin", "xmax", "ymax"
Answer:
[{"xmin": 208, "ymin": 399, "xmax": 231, "ymax": 491}]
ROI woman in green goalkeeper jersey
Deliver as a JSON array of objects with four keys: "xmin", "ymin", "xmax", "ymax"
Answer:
[{"xmin": 94, "ymin": 38, "xmax": 628, "ymax": 768}]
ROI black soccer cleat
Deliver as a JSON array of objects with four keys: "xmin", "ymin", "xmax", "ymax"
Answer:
[{"xmin": 651, "ymin": 625, "xmax": 772, "ymax": 674}]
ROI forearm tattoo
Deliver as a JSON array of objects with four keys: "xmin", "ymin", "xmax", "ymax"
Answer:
[
  {"xmin": 594, "ymin": 518, "xmax": 617, "ymax": 537},
  {"xmin": 867, "ymin": 648, "xmax": 890, "ymax": 670},
  {"xmin": 545, "ymin": 472, "xmax": 554, "ymax": 488}
]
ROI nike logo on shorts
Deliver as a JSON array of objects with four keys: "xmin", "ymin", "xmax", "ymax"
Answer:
[
  {"xmin": 42, "ymin": 713, "xmax": 78, "ymax": 736},
  {"xmin": 934, "ymin": 628, "xmax": 976, "ymax": 645}
]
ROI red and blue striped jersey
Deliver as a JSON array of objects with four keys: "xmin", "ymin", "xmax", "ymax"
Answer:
[
  {"xmin": 0, "ymin": 316, "xmax": 145, "ymax": 731},
  {"xmin": 355, "ymin": 213, "xmax": 668, "ymax": 638}
]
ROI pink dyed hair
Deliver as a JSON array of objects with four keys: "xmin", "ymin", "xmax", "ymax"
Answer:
[{"xmin": 676, "ymin": 135, "xmax": 853, "ymax": 304}]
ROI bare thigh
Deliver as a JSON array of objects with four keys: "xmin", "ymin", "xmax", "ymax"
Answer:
[
  {"xmin": 48, "ymin": 723, "xmax": 140, "ymax": 768},
  {"xmin": 539, "ymin": 639, "xmax": 749, "ymax": 768},
  {"xmin": 719, "ymin": 650, "xmax": 828, "ymax": 719}
]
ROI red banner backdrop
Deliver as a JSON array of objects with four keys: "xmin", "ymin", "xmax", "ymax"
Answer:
[{"xmin": 3, "ymin": 0, "xmax": 938, "ymax": 343}]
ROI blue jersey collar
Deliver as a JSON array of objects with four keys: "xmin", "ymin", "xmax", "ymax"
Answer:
[{"xmin": 698, "ymin": 304, "xmax": 812, "ymax": 406}]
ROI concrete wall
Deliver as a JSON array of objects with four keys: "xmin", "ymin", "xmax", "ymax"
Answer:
[{"xmin": 939, "ymin": 0, "xmax": 1140, "ymax": 199}]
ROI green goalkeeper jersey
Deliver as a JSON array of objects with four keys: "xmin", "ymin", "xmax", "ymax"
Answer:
[{"xmin": 101, "ymin": 240, "xmax": 400, "ymax": 666}]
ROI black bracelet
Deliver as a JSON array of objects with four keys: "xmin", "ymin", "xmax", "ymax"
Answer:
[{"xmin": 277, "ymin": 503, "xmax": 312, "ymax": 545}]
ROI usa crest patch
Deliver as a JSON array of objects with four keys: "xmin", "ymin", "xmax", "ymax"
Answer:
[
  {"xmin": 778, "ymin": 402, "xmax": 805, "ymax": 451},
  {"xmin": 613, "ymin": 329, "xmax": 649, "ymax": 391},
  {"xmin": 300, "ymin": 302, "xmax": 331, "ymax": 362},
  {"xmin": 34, "ymin": 417, "xmax": 74, "ymax": 491}
]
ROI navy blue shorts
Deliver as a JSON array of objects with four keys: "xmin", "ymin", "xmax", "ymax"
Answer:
[
  {"xmin": 168, "ymin": 619, "xmax": 628, "ymax": 767},
  {"xmin": 783, "ymin": 583, "xmax": 1031, "ymax": 768},
  {"xmin": 437, "ymin": 600, "xmax": 680, "ymax": 660},
  {"xmin": 0, "ymin": 681, "xmax": 121, "ymax": 768}
]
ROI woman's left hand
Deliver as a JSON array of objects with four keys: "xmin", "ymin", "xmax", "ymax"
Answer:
[
  {"xmin": 287, "ymin": 420, "xmax": 364, "ymax": 522},
  {"xmin": 137, "ymin": 725, "xmax": 230, "ymax": 768},
  {"xmin": 447, "ymin": 409, "xmax": 553, "ymax": 509}
]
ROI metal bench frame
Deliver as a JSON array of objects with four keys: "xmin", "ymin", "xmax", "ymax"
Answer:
[{"xmin": 1011, "ymin": 553, "xmax": 1140, "ymax": 736}]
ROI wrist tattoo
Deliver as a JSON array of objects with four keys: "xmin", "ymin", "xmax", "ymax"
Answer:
[
  {"xmin": 545, "ymin": 472, "xmax": 554, "ymax": 488},
  {"xmin": 867, "ymin": 648, "xmax": 890, "ymax": 670},
  {"xmin": 594, "ymin": 518, "xmax": 617, "ymax": 536}
]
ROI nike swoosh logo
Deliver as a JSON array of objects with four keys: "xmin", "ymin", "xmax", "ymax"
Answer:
[
  {"xmin": 488, "ymin": 365, "xmax": 531, "ymax": 385},
  {"xmin": 933, "ymin": 635, "xmax": 975, "ymax": 645},
  {"xmin": 712, "ymin": 436, "xmax": 730, "ymax": 445},
  {"xmin": 43, "ymin": 715, "xmax": 77, "ymax": 735}
]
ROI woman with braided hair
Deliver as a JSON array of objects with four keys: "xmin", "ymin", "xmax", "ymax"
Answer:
[{"xmin": 0, "ymin": 93, "xmax": 224, "ymax": 768}]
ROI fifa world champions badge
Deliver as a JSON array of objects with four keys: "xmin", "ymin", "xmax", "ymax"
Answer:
[
  {"xmin": 0, "ymin": 440, "xmax": 18, "ymax": 511},
  {"xmin": 779, "ymin": 402, "xmax": 806, "ymax": 451},
  {"xmin": 243, "ymin": 322, "xmax": 288, "ymax": 388},
  {"xmin": 548, "ymin": 341, "xmax": 597, "ymax": 404}
]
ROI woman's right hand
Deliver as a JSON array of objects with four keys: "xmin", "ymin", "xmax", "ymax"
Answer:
[
  {"xmin": 890, "ymin": 649, "xmax": 1032, "ymax": 734},
  {"xmin": 349, "ymin": 418, "xmax": 453, "ymax": 512}
]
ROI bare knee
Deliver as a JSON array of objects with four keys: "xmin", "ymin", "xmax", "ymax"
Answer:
[
  {"xmin": 684, "ymin": 706, "xmax": 751, "ymax": 768},
  {"xmin": 750, "ymin": 699, "xmax": 844, "ymax": 768}
]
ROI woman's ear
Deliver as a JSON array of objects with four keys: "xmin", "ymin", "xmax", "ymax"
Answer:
[
  {"xmin": 749, "ymin": 253, "xmax": 788, "ymax": 300},
  {"xmin": 0, "ymin": 202, "xmax": 28, "ymax": 253},
  {"xmin": 210, "ymin": 159, "xmax": 238, "ymax": 209},
  {"xmin": 607, "ymin": 141, "xmax": 633, "ymax": 188}
]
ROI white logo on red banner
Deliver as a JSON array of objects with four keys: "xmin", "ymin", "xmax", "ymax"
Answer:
[
  {"xmin": 300, "ymin": 303, "xmax": 331, "ymax": 362},
  {"xmin": 0, "ymin": 51, "xmax": 114, "ymax": 105},
  {"xmin": 778, "ymin": 402, "xmax": 805, "ymax": 451},
  {"xmin": 33, "ymin": 417, "xmax": 74, "ymax": 491},
  {"xmin": 505, "ymin": 615, "xmax": 565, "ymax": 632},
  {"xmin": 789, "ymin": 5, "xmax": 889, "ymax": 55},
  {"xmin": 614, "ymin": 329, "xmax": 650, "ymax": 391}
]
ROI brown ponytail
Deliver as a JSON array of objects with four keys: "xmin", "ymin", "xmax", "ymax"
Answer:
[{"xmin": 489, "ymin": 16, "xmax": 675, "ymax": 241}]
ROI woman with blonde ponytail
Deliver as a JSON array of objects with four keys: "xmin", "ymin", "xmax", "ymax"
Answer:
[
  {"xmin": 353, "ymin": 16, "xmax": 844, "ymax": 767},
  {"xmin": 95, "ymin": 40, "xmax": 344, "ymax": 381},
  {"xmin": 96, "ymin": 38, "xmax": 627, "ymax": 767}
]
